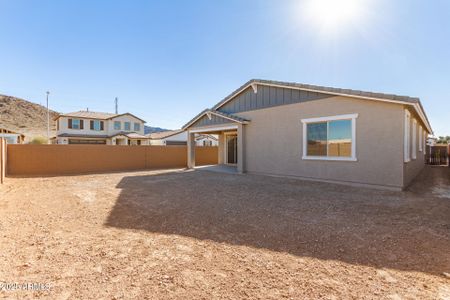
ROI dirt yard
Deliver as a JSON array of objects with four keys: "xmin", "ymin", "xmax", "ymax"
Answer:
[{"xmin": 0, "ymin": 166, "xmax": 449, "ymax": 299}]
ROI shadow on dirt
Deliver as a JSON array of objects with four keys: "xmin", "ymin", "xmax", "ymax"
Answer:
[{"xmin": 105, "ymin": 166, "xmax": 450, "ymax": 276}]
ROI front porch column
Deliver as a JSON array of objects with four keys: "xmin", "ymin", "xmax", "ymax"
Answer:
[
  {"xmin": 218, "ymin": 133, "xmax": 225, "ymax": 164},
  {"xmin": 237, "ymin": 124, "xmax": 245, "ymax": 173},
  {"xmin": 187, "ymin": 132, "xmax": 196, "ymax": 168}
]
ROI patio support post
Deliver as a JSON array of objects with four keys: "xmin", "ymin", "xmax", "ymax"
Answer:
[
  {"xmin": 187, "ymin": 131, "xmax": 196, "ymax": 168},
  {"xmin": 237, "ymin": 124, "xmax": 244, "ymax": 173},
  {"xmin": 218, "ymin": 133, "xmax": 225, "ymax": 164}
]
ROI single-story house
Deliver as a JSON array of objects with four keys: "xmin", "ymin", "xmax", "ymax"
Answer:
[
  {"xmin": 0, "ymin": 128, "xmax": 25, "ymax": 144},
  {"xmin": 182, "ymin": 79, "xmax": 432, "ymax": 190},
  {"xmin": 195, "ymin": 134, "xmax": 219, "ymax": 146},
  {"xmin": 149, "ymin": 130, "xmax": 218, "ymax": 146},
  {"xmin": 148, "ymin": 130, "xmax": 188, "ymax": 146}
]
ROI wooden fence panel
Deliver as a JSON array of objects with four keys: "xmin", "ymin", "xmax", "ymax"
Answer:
[
  {"xmin": 426, "ymin": 145, "xmax": 449, "ymax": 166},
  {"xmin": 6, "ymin": 145, "xmax": 218, "ymax": 176}
]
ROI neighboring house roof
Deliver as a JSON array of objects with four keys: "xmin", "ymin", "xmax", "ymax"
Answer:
[
  {"xmin": 182, "ymin": 109, "xmax": 250, "ymax": 130},
  {"xmin": 0, "ymin": 128, "xmax": 25, "ymax": 137},
  {"xmin": 148, "ymin": 129, "xmax": 185, "ymax": 140},
  {"xmin": 57, "ymin": 133, "xmax": 110, "ymax": 138},
  {"xmin": 110, "ymin": 132, "xmax": 148, "ymax": 139},
  {"xmin": 55, "ymin": 111, "xmax": 146, "ymax": 123},
  {"xmin": 196, "ymin": 134, "xmax": 218, "ymax": 141},
  {"xmin": 184, "ymin": 79, "xmax": 432, "ymax": 133},
  {"xmin": 58, "ymin": 132, "xmax": 149, "ymax": 139}
]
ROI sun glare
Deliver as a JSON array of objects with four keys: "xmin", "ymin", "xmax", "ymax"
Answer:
[{"xmin": 303, "ymin": 0, "xmax": 365, "ymax": 33}]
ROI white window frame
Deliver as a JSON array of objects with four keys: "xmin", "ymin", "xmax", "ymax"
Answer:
[
  {"xmin": 134, "ymin": 122, "xmax": 141, "ymax": 132},
  {"xmin": 124, "ymin": 122, "xmax": 131, "ymax": 131},
  {"xmin": 423, "ymin": 129, "xmax": 427, "ymax": 152},
  {"xmin": 301, "ymin": 113, "xmax": 358, "ymax": 162},
  {"xmin": 412, "ymin": 119, "xmax": 417, "ymax": 160},
  {"xmin": 114, "ymin": 121, "xmax": 121, "ymax": 130},
  {"xmin": 404, "ymin": 110, "xmax": 411, "ymax": 162},
  {"xmin": 418, "ymin": 125, "xmax": 423, "ymax": 152}
]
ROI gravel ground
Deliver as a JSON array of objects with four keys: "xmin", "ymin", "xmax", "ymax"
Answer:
[{"xmin": 0, "ymin": 166, "xmax": 449, "ymax": 299}]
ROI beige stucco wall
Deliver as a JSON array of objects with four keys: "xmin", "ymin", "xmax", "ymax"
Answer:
[
  {"xmin": 403, "ymin": 107, "xmax": 427, "ymax": 187},
  {"xmin": 6, "ymin": 145, "xmax": 218, "ymax": 176},
  {"xmin": 236, "ymin": 96, "xmax": 406, "ymax": 189}
]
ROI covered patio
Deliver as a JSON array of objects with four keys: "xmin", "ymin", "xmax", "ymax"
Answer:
[
  {"xmin": 183, "ymin": 110, "xmax": 250, "ymax": 173},
  {"xmin": 110, "ymin": 132, "xmax": 150, "ymax": 145}
]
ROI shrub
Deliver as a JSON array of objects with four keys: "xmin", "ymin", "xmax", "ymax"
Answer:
[{"xmin": 29, "ymin": 136, "xmax": 48, "ymax": 144}]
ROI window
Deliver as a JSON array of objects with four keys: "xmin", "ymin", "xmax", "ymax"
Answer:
[
  {"xmin": 114, "ymin": 121, "xmax": 121, "ymax": 130},
  {"xmin": 90, "ymin": 120, "xmax": 103, "ymax": 131},
  {"xmin": 301, "ymin": 114, "xmax": 358, "ymax": 161},
  {"xmin": 124, "ymin": 122, "xmax": 131, "ymax": 131},
  {"xmin": 71, "ymin": 119, "xmax": 82, "ymax": 130},
  {"xmin": 404, "ymin": 110, "xmax": 411, "ymax": 162},
  {"xmin": 412, "ymin": 119, "xmax": 417, "ymax": 160},
  {"xmin": 419, "ymin": 125, "xmax": 423, "ymax": 152},
  {"xmin": 134, "ymin": 122, "xmax": 141, "ymax": 132},
  {"xmin": 423, "ymin": 129, "xmax": 427, "ymax": 152}
]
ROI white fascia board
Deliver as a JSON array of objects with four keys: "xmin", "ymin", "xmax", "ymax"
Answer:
[
  {"xmin": 183, "ymin": 110, "xmax": 246, "ymax": 130},
  {"xmin": 188, "ymin": 125, "xmax": 238, "ymax": 133},
  {"xmin": 208, "ymin": 111, "xmax": 248, "ymax": 124}
]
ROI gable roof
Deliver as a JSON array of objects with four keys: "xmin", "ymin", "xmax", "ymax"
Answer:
[
  {"xmin": 148, "ymin": 129, "xmax": 185, "ymax": 140},
  {"xmin": 0, "ymin": 128, "xmax": 25, "ymax": 137},
  {"xmin": 110, "ymin": 131, "xmax": 148, "ymax": 139},
  {"xmin": 55, "ymin": 111, "xmax": 146, "ymax": 123},
  {"xmin": 182, "ymin": 109, "xmax": 250, "ymax": 130},
  {"xmin": 208, "ymin": 79, "xmax": 432, "ymax": 133},
  {"xmin": 196, "ymin": 134, "xmax": 218, "ymax": 141}
]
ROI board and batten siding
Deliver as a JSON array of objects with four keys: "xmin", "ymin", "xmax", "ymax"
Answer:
[
  {"xmin": 190, "ymin": 114, "xmax": 234, "ymax": 128},
  {"xmin": 218, "ymin": 85, "xmax": 333, "ymax": 115}
]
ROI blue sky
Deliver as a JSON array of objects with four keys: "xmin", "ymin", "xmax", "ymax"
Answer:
[{"xmin": 0, "ymin": 0, "xmax": 449, "ymax": 136}]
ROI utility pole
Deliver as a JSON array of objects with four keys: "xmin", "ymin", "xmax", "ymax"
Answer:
[
  {"xmin": 115, "ymin": 97, "xmax": 118, "ymax": 114},
  {"xmin": 46, "ymin": 91, "xmax": 50, "ymax": 144}
]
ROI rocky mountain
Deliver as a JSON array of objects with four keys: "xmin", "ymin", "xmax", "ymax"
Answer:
[
  {"xmin": 0, "ymin": 94, "xmax": 59, "ymax": 142},
  {"xmin": 144, "ymin": 126, "xmax": 169, "ymax": 135},
  {"xmin": 0, "ymin": 94, "xmax": 170, "ymax": 142}
]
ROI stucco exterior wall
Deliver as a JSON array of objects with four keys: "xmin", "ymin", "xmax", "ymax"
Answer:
[
  {"xmin": 108, "ymin": 115, "xmax": 145, "ymax": 136},
  {"xmin": 6, "ymin": 145, "xmax": 218, "ymax": 176},
  {"xmin": 403, "ymin": 107, "xmax": 427, "ymax": 187},
  {"xmin": 236, "ymin": 96, "xmax": 406, "ymax": 189}
]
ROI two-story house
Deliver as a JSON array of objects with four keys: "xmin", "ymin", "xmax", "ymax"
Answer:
[{"xmin": 54, "ymin": 110, "xmax": 150, "ymax": 145}]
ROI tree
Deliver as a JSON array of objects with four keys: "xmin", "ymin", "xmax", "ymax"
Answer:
[{"xmin": 436, "ymin": 136, "xmax": 450, "ymax": 144}]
